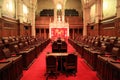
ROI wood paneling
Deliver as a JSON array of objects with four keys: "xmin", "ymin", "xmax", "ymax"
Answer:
[
  {"xmin": 115, "ymin": 18, "xmax": 120, "ymax": 36},
  {"xmin": 19, "ymin": 23, "xmax": 31, "ymax": 36},
  {"xmin": 35, "ymin": 17, "xmax": 52, "ymax": 26},
  {"xmin": 87, "ymin": 18, "xmax": 120, "ymax": 37},
  {"xmin": 100, "ymin": 19, "xmax": 116, "ymax": 36},
  {"xmin": 87, "ymin": 23, "xmax": 100, "ymax": 36},
  {"xmin": 0, "ymin": 17, "xmax": 19, "ymax": 37},
  {"xmin": 35, "ymin": 16, "xmax": 83, "ymax": 38},
  {"xmin": 35, "ymin": 16, "xmax": 83, "ymax": 29},
  {"xmin": 66, "ymin": 16, "xmax": 83, "ymax": 25},
  {"xmin": 0, "ymin": 16, "xmax": 32, "ymax": 37}
]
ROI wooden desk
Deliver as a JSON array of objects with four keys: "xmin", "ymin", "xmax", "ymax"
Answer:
[
  {"xmin": 18, "ymin": 47, "xmax": 35, "ymax": 69},
  {"xmin": 7, "ymin": 55, "xmax": 23, "ymax": 80},
  {"xmin": 52, "ymin": 41, "xmax": 67, "ymax": 53},
  {"xmin": 97, "ymin": 55, "xmax": 120, "ymax": 80},
  {"xmin": 108, "ymin": 59, "xmax": 120, "ymax": 80},
  {"xmin": 47, "ymin": 53, "xmax": 68, "ymax": 72},
  {"xmin": 0, "ymin": 61, "xmax": 12, "ymax": 80},
  {"xmin": 47, "ymin": 52, "xmax": 68, "ymax": 57}
]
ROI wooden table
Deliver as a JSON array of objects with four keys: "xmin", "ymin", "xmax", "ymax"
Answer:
[
  {"xmin": 47, "ymin": 52, "xmax": 68, "ymax": 57},
  {"xmin": 46, "ymin": 52, "xmax": 68, "ymax": 72}
]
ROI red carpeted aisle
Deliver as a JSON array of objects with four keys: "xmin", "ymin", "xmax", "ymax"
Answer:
[{"xmin": 20, "ymin": 42, "xmax": 100, "ymax": 80}]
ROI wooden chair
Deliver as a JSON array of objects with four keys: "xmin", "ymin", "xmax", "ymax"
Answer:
[
  {"xmin": 46, "ymin": 55, "xmax": 57, "ymax": 80},
  {"xmin": 64, "ymin": 53, "xmax": 77, "ymax": 77}
]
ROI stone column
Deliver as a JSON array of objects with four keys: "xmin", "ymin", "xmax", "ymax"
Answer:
[
  {"xmin": 39, "ymin": 29, "xmax": 41, "ymax": 37},
  {"xmin": 93, "ymin": 0, "xmax": 102, "ymax": 36},
  {"xmin": 31, "ymin": 2, "xmax": 36, "ymax": 37},
  {"xmin": 62, "ymin": 3, "xmax": 65, "ymax": 22},
  {"xmin": 44, "ymin": 28, "xmax": 46, "ymax": 39},
  {"xmin": 95, "ymin": 0, "xmax": 102, "ymax": 23},
  {"xmin": 0, "ymin": 6, "xmax": 2, "ymax": 18},
  {"xmin": 17, "ymin": 0, "xmax": 23, "ymax": 23},
  {"xmin": 53, "ymin": 0, "xmax": 57, "ymax": 23},
  {"xmin": 117, "ymin": 0, "xmax": 120, "ymax": 18},
  {"xmin": 73, "ymin": 29, "xmax": 75, "ymax": 39},
  {"xmin": 83, "ymin": 7, "xmax": 90, "ymax": 36}
]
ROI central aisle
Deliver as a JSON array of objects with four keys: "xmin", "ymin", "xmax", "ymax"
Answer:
[{"xmin": 20, "ymin": 42, "xmax": 99, "ymax": 80}]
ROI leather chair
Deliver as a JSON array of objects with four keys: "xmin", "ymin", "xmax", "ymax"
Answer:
[
  {"xmin": 0, "ymin": 47, "xmax": 5, "ymax": 60},
  {"xmin": 61, "ymin": 41, "xmax": 67, "ymax": 52},
  {"xmin": 64, "ymin": 53, "xmax": 77, "ymax": 76},
  {"xmin": 111, "ymin": 47, "xmax": 120, "ymax": 59},
  {"xmin": 46, "ymin": 55, "xmax": 57, "ymax": 80},
  {"xmin": 0, "ymin": 39, "xmax": 5, "ymax": 60},
  {"xmin": 17, "ymin": 42, "xmax": 36, "ymax": 69},
  {"xmin": 52, "ymin": 41, "xmax": 59, "ymax": 52},
  {"xmin": 2, "ymin": 48, "xmax": 12, "ymax": 58},
  {"xmin": 12, "ymin": 44, "xmax": 20, "ymax": 53},
  {"xmin": 1, "ymin": 47, "xmax": 23, "ymax": 80}
]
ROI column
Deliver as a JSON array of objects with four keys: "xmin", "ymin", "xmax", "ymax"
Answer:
[
  {"xmin": 17, "ymin": 0, "xmax": 23, "ymax": 23},
  {"xmin": 54, "ymin": 7, "xmax": 57, "ymax": 23},
  {"xmin": 53, "ymin": 0, "xmax": 57, "ymax": 23},
  {"xmin": 77, "ymin": 28, "xmax": 79, "ymax": 35},
  {"xmin": 94, "ymin": 0, "xmax": 102, "ymax": 35},
  {"xmin": 117, "ymin": 0, "xmax": 120, "ymax": 18},
  {"xmin": 31, "ymin": 3, "xmax": 36, "ymax": 37},
  {"xmin": 83, "ymin": 7, "xmax": 90, "ymax": 36},
  {"xmin": 73, "ymin": 29, "xmax": 75, "ymax": 39},
  {"xmin": 0, "ymin": 6, "xmax": 1, "ymax": 18},
  {"xmin": 62, "ymin": 3, "xmax": 65, "ymax": 22},
  {"xmin": 95, "ymin": 0, "xmax": 102, "ymax": 23},
  {"xmin": 39, "ymin": 29, "xmax": 41, "ymax": 37},
  {"xmin": 44, "ymin": 28, "xmax": 46, "ymax": 39}
]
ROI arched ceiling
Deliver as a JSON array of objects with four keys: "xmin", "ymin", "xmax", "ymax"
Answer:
[{"xmin": 36, "ymin": 0, "xmax": 83, "ymax": 16}]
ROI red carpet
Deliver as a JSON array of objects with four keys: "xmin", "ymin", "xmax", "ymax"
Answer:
[{"xmin": 20, "ymin": 41, "xmax": 99, "ymax": 80}]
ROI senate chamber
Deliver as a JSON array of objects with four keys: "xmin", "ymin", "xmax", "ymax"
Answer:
[{"xmin": 0, "ymin": 0, "xmax": 120, "ymax": 80}]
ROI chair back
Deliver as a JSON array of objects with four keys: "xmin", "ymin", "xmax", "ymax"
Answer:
[
  {"xmin": 100, "ymin": 45, "xmax": 106, "ymax": 54},
  {"xmin": 0, "ymin": 49, "xmax": 5, "ymax": 60},
  {"xmin": 2, "ymin": 48, "xmax": 11, "ymax": 58},
  {"xmin": 52, "ymin": 42, "xmax": 58, "ymax": 48},
  {"xmin": 13, "ymin": 44, "xmax": 20, "ymax": 53},
  {"xmin": 18, "ymin": 43, "xmax": 24, "ymax": 50},
  {"xmin": 112, "ymin": 47, "xmax": 120, "ymax": 57},
  {"xmin": 66, "ymin": 54, "xmax": 77, "ymax": 66},
  {"xmin": 52, "ymin": 41, "xmax": 59, "ymax": 52},
  {"xmin": 46, "ymin": 55, "xmax": 56, "ymax": 67},
  {"xmin": 46, "ymin": 55, "xmax": 57, "ymax": 73}
]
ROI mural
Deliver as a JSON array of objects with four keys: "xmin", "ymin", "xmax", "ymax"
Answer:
[
  {"xmin": 0, "ymin": 0, "xmax": 3, "ymax": 17},
  {"xmin": 23, "ymin": 4, "xmax": 29, "ymax": 22},
  {"xmin": 0, "ymin": 0, "xmax": 3, "ymax": 7},
  {"xmin": 103, "ymin": 0, "xmax": 117, "ymax": 19},
  {"xmin": 90, "ymin": 4, "xmax": 96, "ymax": 23},
  {"xmin": 1, "ymin": 0, "xmax": 16, "ymax": 18}
]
